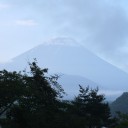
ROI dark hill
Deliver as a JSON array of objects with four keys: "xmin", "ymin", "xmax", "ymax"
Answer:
[{"xmin": 110, "ymin": 92, "xmax": 128, "ymax": 116}]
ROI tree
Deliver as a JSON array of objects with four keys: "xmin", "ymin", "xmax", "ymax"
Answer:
[
  {"xmin": 114, "ymin": 112, "xmax": 128, "ymax": 128},
  {"xmin": 72, "ymin": 85, "xmax": 111, "ymax": 128},
  {"xmin": 0, "ymin": 60, "xmax": 114, "ymax": 128},
  {"xmin": 5, "ymin": 60, "xmax": 65, "ymax": 128},
  {"xmin": 0, "ymin": 70, "xmax": 24, "ymax": 117}
]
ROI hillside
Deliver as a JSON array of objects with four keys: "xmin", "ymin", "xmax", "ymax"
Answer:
[{"xmin": 110, "ymin": 92, "xmax": 128, "ymax": 116}]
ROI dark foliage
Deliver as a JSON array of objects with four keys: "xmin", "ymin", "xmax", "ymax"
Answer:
[
  {"xmin": 0, "ymin": 60, "xmax": 115, "ymax": 128},
  {"xmin": 72, "ymin": 85, "xmax": 111, "ymax": 128}
]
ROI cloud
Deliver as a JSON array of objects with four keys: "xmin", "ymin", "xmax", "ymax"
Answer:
[
  {"xmin": 19, "ymin": 0, "xmax": 128, "ymax": 72},
  {"xmin": 46, "ymin": 0, "xmax": 128, "ymax": 72},
  {"xmin": 0, "ymin": 3, "xmax": 10, "ymax": 9},
  {"xmin": 15, "ymin": 19, "xmax": 38, "ymax": 26},
  {"xmin": 85, "ymin": 6, "xmax": 128, "ymax": 53},
  {"xmin": 1, "ymin": 0, "xmax": 128, "ymax": 72},
  {"xmin": 78, "ymin": 1, "xmax": 128, "ymax": 71},
  {"xmin": 65, "ymin": 0, "xmax": 128, "ymax": 52},
  {"xmin": 37, "ymin": 0, "xmax": 128, "ymax": 53}
]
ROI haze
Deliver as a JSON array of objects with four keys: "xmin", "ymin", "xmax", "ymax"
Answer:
[{"xmin": 0, "ymin": 0, "xmax": 128, "ymax": 73}]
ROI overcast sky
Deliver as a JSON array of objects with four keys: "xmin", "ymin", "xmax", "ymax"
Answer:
[{"xmin": 1, "ymin": 0, "xmax": 128, "ymax": 72}]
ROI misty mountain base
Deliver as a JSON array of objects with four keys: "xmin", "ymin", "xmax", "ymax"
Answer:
[{"xmin": 0, "ymin": 61, "xmax": 127, "ymax": 128}]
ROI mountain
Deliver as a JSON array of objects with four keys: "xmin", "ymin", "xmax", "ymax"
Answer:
[
  {"xmin": 0, "ymin": 37, "xmax": 128, "ymax": 99},
  {"xmin": 57, "ymin": 74, "xmax": 100, "ymax": 99},
  {"xmin": 110, "ymin": 92, "xmax": 128, "ymax": 116}
]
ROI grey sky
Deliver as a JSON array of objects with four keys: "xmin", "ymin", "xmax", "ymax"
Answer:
[{"xmin": 0, "ymin": 0, "xmax": 128, "ymax": 72}]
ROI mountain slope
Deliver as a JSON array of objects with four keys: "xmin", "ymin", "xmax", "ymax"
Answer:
[
  {"xmin": 58, "ymin": 74, "xmax": 100, "ymax": 98},
  {"xmin": 1, "ymin": 38, "xmax": 128, "ymax": 98},
  {"xmin": 110, "ymin": 92, "xmax": 128, "ymax": 116}
]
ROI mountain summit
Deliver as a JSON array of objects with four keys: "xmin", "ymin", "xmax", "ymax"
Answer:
[
  {"xmin": 0, "ymin": 37, "xmax": 128, "ymax": 99},
  {"xmin": 42, "ymin": 37, "xmax": 79, "ymax": 46}
]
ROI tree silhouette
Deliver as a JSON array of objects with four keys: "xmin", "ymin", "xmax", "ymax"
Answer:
[
  {"xmin": 73, "ymin": 85, "xmax": 111, "ymax": 128},
  {"xmin": 0, "ymin": 70, "xmax": 24, "ymax": 117},
  {"xmin": 0, "ymin": 60, "xmax": 114, "ymax": 128},
  {"xmin": 1, "ymin": 60, "xmax": 65, "ymax": 128}
]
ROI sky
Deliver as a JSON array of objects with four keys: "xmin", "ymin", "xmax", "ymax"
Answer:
[{"xmin": 1, "ymin": 0, "xmax": 128, "ymax": 72}]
